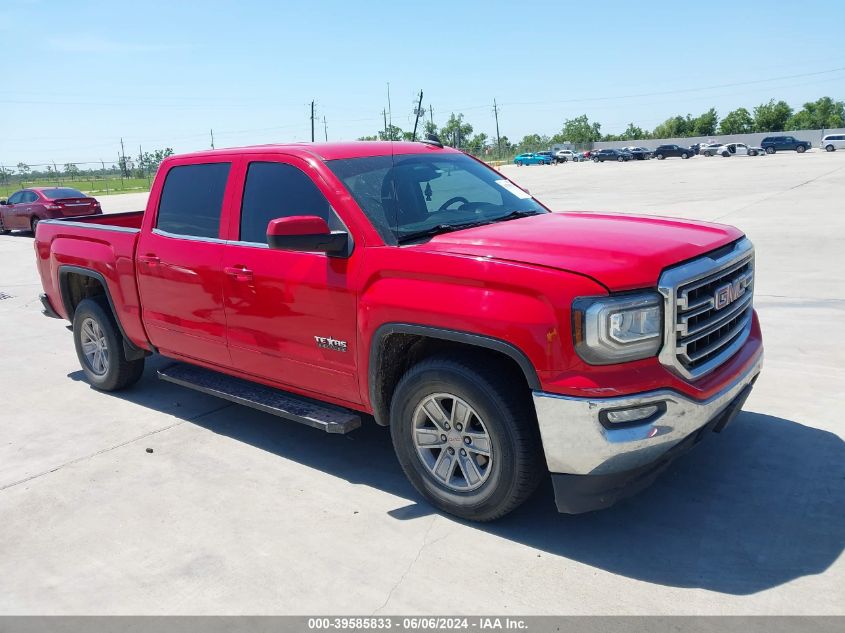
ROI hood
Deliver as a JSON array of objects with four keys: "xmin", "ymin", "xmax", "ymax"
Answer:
[{"xmin": 413, "ymin": 212, "xmax": 744, "ymax": 291}]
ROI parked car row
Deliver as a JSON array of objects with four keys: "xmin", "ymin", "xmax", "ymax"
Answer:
[{"xmin": 515, "ymin": 133, "xmax": 832, "ymax": 167}]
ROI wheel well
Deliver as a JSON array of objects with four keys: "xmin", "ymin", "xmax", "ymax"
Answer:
[
  {"xmin": 370, "ymin": 333, "xmax": 534, "ymax": 426},
  {"xmin": 61, "ymin": 271, "xmax": 107, "ymax": 316}
]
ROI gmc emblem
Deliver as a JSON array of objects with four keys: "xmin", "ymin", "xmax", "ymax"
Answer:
[{"xmin": 714, "ymin": 272, "xmax": 752, "ymax": 310}]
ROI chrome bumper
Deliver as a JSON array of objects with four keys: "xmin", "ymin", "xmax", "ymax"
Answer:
[{"xmin": 532, "ymin": 354, "xmax": 763, "ymax": 476}]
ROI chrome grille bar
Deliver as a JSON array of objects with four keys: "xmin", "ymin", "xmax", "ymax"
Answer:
[{"xmin": 658, "ymin": 238, "xmax": 755, "ymax": 380}]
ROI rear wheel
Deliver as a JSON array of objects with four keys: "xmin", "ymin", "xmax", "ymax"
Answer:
[
  {"xmin": 390, "ymin": 355, "xmax": 543, "ymax": 522},
  {"xmin": 766, "ymin": 147, "xmax": 775, "ymax": 154},
  {"xmin": 617, "ymin": 156, "xmax": 624, "ymax": 162},
  {"xmin": 30, "ymin": 217, "xmax": 39, "ymax": 235},
  {"xmin": 73, "ymin": 297, "xmax": 145, "ymax": 391}
]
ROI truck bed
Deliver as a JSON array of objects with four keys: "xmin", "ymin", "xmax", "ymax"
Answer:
[{"xmin": 34, "ymin": 210, "xmax": 150, "ymax": 350}]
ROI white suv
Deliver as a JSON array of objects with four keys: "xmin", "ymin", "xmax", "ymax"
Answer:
[{"xmin": 821, "ymin": 134, "xmax": 845, "ymax": 152}]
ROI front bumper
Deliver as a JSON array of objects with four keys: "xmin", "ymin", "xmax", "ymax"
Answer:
[{"xmin": 533, "ymin": 353, "xmax": 762, "ymax": 512}]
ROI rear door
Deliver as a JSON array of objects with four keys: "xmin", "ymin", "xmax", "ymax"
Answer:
[
  {"xmin": 135, "ymin": 160, "xmax": 234, "ymax": 367},
  {"xmin": 221, "ymin": 156, "xmax": 360, "ymax": 405}
]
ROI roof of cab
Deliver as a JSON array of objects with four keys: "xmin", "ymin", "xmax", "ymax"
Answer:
[{"xmin": 169, "ymin": 141, "xmax": 458, "ymax": 163}]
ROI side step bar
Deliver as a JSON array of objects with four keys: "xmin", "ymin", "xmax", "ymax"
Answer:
[{"xmin": 157, "ymin": 363, "xmax": 361, "ymax": 434}]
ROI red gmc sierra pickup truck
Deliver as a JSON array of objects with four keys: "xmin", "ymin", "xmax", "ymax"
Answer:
[{"xmin": 34, "ymin": 140, "xmax": 763, "ymax": 520}]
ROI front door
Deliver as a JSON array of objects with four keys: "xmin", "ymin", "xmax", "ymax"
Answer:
[
  {"xmin": 135, "ymin": 160, "xmax": 233, "ymax": 367},
  {"xmin": 221, "ymin": 157, "xmax": 360, "ymax": 405},
  {"xmin": 3, "ymin": 191, "xmax": 25, "ymax": 229}
]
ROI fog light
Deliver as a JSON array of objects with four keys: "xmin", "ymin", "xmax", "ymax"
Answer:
[{"xmin": 605, "ymin": 404, "xmax": 659, "ymax": 424}]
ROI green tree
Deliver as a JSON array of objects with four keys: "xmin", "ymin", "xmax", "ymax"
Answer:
[
  {"xmin": 517, "ymin": 133, "xmax": 550, "ymax": 153},
  {"xmin": 422, "ymin": 120, "xmax": 438, "ymax": 137},
  {"xmin": 440, "ymin": 113, "xmax": 473, "ymax": 148},
  {"xmin": 653, "ymin": 115, "xmax": 692, "ymax": 139},
  {"xmin": 719, "ymin": 107, "xmax": 754, "ymax": 134},
  {"xmin": 63, "ymin": 163, "xmax": 80, "ymax": 181},
  {"xmin": 16, "ymin": 162, "xmax": 30, "ymax": 178},
  {"xmin": 465, "ymin": 132, "xmax": 489, "ymax": 155},
  {"xmin": 557, "ymin": 115, "xmax": 602, "ymax": 144},
  {"xmin": 785, "ymin": 96, "xmax": 845, "ymax": 130},
  {"xmin": 753, "ymin": 99, "xmax": 793, "ymax": 132},
  {"xmin": 691, "ymin": 108, "xmax": 719, "ymax": 136},
  {"xmin": 379, "ymin": 124, "xmax": 405, "ymax": 141}
]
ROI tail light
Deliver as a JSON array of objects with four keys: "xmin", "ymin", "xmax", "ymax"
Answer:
[{"xmin": 46, "ymin": 204, "xmax": 61, "ymax": 211}]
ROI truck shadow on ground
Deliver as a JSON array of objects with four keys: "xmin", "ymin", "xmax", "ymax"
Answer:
[{"xmin": 71, "ymin": 357, "xmax": 845, "ymax": 596}]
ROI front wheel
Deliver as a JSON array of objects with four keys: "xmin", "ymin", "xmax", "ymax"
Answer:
[
  {"xmin": 617, "ymin": 156, "xmax": 624, "ymax": 162},
  {"xmin": 766, "ymin": 147, "xmax": 775, "ymax": 154},
  {"xmin": 722, "ymin": 151, "xmax": 730, "ymax": 157},
  {"xmin": 797, "ymin": 145, "xmax": 806, "ymax": 153},
  {"xmin": 656, "ymin": 153, "xmax": 664, "ymax": 160},
  {"xmin": 390, "ymin": 355, "xmax": 543, "ymax": 522},
  {"xmin": 73, "ymin": 297, "xmax": 145, "ymax": 391},
  {"xmin": 681, "ymin": 152, "xmax": 689, "ymax": 159},
  {"xmin": 826, "ymin": 144, "xmax": 835, "ymax": 152}
]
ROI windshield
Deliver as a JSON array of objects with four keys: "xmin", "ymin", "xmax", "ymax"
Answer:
[
  {"xmin": 326, "ymin": 152, "xmax": 547, "ymax": 244},
  {"xmin": 42, "ymin": 188, "xmax": 85, "ymax": 199}
]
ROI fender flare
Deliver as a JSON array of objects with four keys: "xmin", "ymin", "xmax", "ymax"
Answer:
[
  {"xmin": 58, "ymin": 265, "xmax": 148, "ymax": 360},
  {"xmin": 368, "ymin": 323, "xmax": 541, "ymax": 424}
]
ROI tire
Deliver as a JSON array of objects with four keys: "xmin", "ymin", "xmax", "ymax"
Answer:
[
  {"xmin": 826, "ymin": 144, "xmax": 835, "ymax": 152},
  {"xmin": 30, "ymin": 217, "xmax": 39, "ymax": 235},
  {"xmin": 766, "ymin": 147, "xmax": 775, "ymax": 154},
  {"xmin": 390, "ymin": 354, "xmax": 543, "ymax": 522},
  {"xmin": 73, "ymin": 296, "xmax": 145, "ymax": 391},
  {"xmin": 593, "ymin": 157, "xmax": 599, "ymax": 163},
  {"xmin": 656, "ymin": 153, "xmax": 664, "ymax": 160},
  {"xmin": 749, "ymin": 150, "xmax": 757, "ymax": 156},
  {"xmin": 796, "ymin": 145, "xmax": 806, "ymax": 153},
  {"xmin": 722, "ymin": 151, "xmax": 730, "ymax": 158},
  {"xmin": 681, "ymin": 152, "xmax": 689, "ymax": 159},
  {"xmin": 617, "ymin": 156, "xmax": 623, "ymax": 162}
]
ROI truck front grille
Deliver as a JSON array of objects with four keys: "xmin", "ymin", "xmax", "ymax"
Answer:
[{"xmin": 658, "ymin": 238, "xmax": 755, "ymax": 380}]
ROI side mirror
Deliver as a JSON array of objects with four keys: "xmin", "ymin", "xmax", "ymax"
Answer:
[
  {"xmin": 266, "ymin": 215, "xmax": 350, "ymax": 257},
  {"xmin": 0, "ymin": 199, "xmax": 7, "ymax": 205}
]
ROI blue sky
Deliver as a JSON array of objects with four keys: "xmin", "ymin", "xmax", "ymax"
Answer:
[{"xmin": 2, "ymin": 0, "xmax": 844, "ymax": 166}]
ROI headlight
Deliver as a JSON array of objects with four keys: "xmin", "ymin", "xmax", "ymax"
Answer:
[{"xmin": 573, "ymin": 293, "xmax": 663, "ymax": 364}]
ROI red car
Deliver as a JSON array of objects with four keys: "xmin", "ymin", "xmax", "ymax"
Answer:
[
  {"xmin": 33, "ymin": 141, "xmax": 762, "ymax": 520},
  {"xmin": 0, "ymin": 187, "xmax": 101, "ymax": 234}
]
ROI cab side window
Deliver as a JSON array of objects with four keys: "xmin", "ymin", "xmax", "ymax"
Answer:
[
  {"xmin": 156, "ymin": 163, "xmax": 231, "ymax": 239},
  {"xmin": 239, "ymin": 162, "xmax": 331, "ymax": 244},
  {"xmin": 7, "ymin": 192, "xmax": 24, "ymax": 204}
]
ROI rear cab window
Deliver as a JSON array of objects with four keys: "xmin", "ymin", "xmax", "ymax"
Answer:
[{"xmin": 156, "ymin": 163, "xmax": 231, "ymax": 239}]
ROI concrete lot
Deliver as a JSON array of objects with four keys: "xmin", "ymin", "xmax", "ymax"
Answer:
[{"xmin": 0, "ymin": 151, "xmax": 843, "ymax": 614}]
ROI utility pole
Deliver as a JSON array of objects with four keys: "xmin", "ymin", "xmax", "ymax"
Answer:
[
  {"xmin": 429, "ymin": 105, "xmax": 434, "ymax": 127},
  {"xmin": 412, "ymin": 90, "xmax": 424, "ymax": 141},
  {"xmin": 493, "ymin": 98, "xmax": 502, "ymax": 158},
  {"xmin": 119, "ymin": 138, "xmax": 127, "ymax": 178},
  {"xmin": 382, "ymin": 109, "xmax": 388, "ymax": 139},
  {"xmin": 52, "ymin": 161, "xmax": 59, "ymax": 185},
  {"xmin": 323, "ymin": 116, "xmax": 328, "ymax": 142},
  {"xmin": 210, "ymin": 129, "xmax": 215, "ymax": 149},
  {"xmin": 387, "ymin": 82, "xmax": 392, "ymax": 130},
  {"xmin": 138, "ymin": 144, "xmax": 143, "ymax": 179},
  {"xmin": 310, "ymin": 100, "xmax": 316, "ymax": 142}
]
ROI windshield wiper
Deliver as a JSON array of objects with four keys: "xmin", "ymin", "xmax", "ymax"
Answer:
[
  {"xmin": 396, "ymin": 211, "xmax": 543, "ymax": 244},
  {"xmin": 397, "ymin": 222, "xmax": 488, "ymax": 244},
  {"xmin": 493, "ymin": 210, "xmax": 543, "ymax": 222}
]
